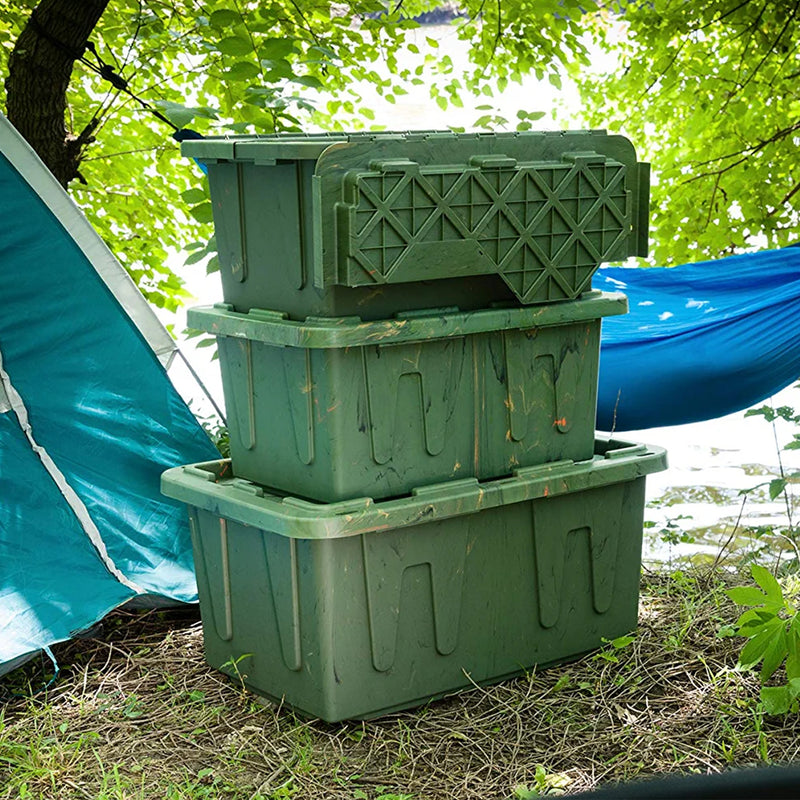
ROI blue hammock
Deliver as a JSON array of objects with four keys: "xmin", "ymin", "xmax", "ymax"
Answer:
[{"xmin": 594, "ymin": 247, "xmax": 800, "ymax": 431}]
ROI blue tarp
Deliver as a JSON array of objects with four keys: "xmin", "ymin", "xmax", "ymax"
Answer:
[
  {"xmin": 0, "ymin": 114, "xmax": 219, "ymax": 675},
  {"xmin": 595, "ymin": 247, "xmax": 800, "ymax": 431}
]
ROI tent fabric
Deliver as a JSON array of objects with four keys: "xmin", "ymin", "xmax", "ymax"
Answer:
[
  {"xmin": 595, "ymin": 247, "xmax": 800, "ymax": 431},
  {"xmin": 0, "ymin": 113, "xmax": 219, "ymax": 676},
  {"xmin": 1, "ymin": 113, "xmax": 177, "ymax": 367}
]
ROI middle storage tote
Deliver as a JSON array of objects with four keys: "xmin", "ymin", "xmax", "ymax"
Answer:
[{"xmin": 189, "ymin": 291, "xmax": 627, "ymax": 502}]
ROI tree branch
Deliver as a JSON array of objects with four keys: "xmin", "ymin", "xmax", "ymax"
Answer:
[
  {"xmin": 726, "ymin": 0, "xmax": 800, "ymax": 109},
  {"xmin": 5, "ymin": 0, "xmax": 111, "ymax": 188},
  {"xmin": 681, "ymin": 119, "xmax": 800, "ymax": 189},
  {"xmin": 769, "ymin": 178, "xmax": 800, "ymax": 216},
  {"xmin": 698, "ymin": 0, "xmax": 753, "ymax": 31},
  {"xmin": 690, "ymin": 118, "xmax": 800, "ymax": 171}
]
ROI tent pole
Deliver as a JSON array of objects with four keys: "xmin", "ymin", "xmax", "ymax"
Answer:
[{"xmin": 174, "ymin": 347, "xmax": 227, "ymax": 427}]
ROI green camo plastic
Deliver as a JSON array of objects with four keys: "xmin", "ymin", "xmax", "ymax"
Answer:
[
  {"xmin": 184, "ymin": 130, "xmax": 650, "ymax": 318},
  {"xmin": 188, "ymin": 292, "xmax": 628, "ymax": 502}
]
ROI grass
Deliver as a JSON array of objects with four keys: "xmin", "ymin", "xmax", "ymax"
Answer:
[{"xmin": 2, "ymin": 568, "xmax": 800, "ymax": 799}]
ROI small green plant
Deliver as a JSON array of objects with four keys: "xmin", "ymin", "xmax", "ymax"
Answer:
[
  {"xmin": 726, "ymin": 563, "xmax": 800, "ymax": 714},
  {"xmin": 220, "ymin": 653, "xmax": 253, "ymax": 694},
  {"xmin": 194, "ymin": 409, "xmax": 230, "ymax": 458},
  {"xmin": 649, "ymin": 514, "xmax": 696, "ymax": 546},
  {"xmin": 592, "ymin": 634, "xmax": 636, "ymax": 664},
  {"xmin": 122, "ymin": 693, "xmax": 144, "ymax": 719},
  {"xmin": 509, "ymin": 765, "xmax": 572, "ymax": 797},
  {"xmin": 742, "ymin": 400, "xmax": 800, "ymax": 541}
]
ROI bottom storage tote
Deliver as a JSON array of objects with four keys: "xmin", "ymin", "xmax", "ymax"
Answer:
[{"xmin": 161, "ymin": 436, "xmax": 667, "ymax": 722}]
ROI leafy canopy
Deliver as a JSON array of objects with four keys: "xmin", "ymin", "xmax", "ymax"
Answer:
[
  {"xmin": 576, "ymin": 1, "xmax": 800, "ymax": 264},
  {"xmin": 1, "ymin": 0, "xmax": 797, "ymax": 309}
]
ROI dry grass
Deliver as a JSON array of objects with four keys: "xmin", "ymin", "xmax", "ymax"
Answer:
[{"xmin": 2, "ymin": 568, "xmax": 800, "ymax": 799}]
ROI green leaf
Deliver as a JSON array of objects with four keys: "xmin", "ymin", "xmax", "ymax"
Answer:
[
  {"xmin": 151, "ymin": 100, "xmax": 196, "ymax": 129},
  {"xmin": 259, "ymin": 38, "xmax": 296, "ymax": 60},
  {"xmin": 761, "ymin": 685, "xmax": 792, "ymax": 715},
  {"xmin": 769, "ymin": 479, "xmax": 788, "ymax": 500},
  {"xmin": 739, "ymin": 623, "xmax": 783, "ymax": 669},
  {"xmin": 259, "ymin": 58, "xmax": 293, "ymax": 80},
  {"xmin": 786, "ymin": 620, "xmax": 800, "ymax": 680},
  {"xmin": 184, "ymin": 250, "xmax": 208, "ymax": 266},
  {"xmin": 194, "ymin": 106, "xmax": 220, "ymax": 120},
  {"xmin": 717, "ymin": 624, "xmax": 737, "ymax": 638},
  {"xmin": 727, "ymin": 586, "xmax": 769, "ymax": 607},
  {"xmin": 180, "ymin": 188, "xmax": 207, "ymax": 205},
  {"xmin": 736, "ymin": 608, "xmax": 777, "ymax": 634},
  {"xmin": 189, "ymin": 202, "xmax": 214, "ymax": 224},
  {"xmin": 209, "ymin": 9, "xmax": 240, "ymax": 28},
  {"xmin": 751, "ymin": 564, "xmax": 784, "ymax": 604},
  {"xmin": 217, "ymin": 36, "xmax": 253, "ymax": 57},
  {"xmin": 226, "ymin": 61, "xmax": 260, "ymax": 82},
  {"xmin": 760, "ymin": 627, "xmax": 788, "ymax": 682},
  {"xmin": 292, "ymin": 75, "xmax": 324, "ymax": 90}
]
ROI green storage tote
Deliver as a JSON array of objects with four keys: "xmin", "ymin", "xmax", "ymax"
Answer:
[
  {"xmin": 161, "ymin": 436, "xmax": 667, "ymax": 722},
  {"xmin": 183, "ymin": 130, "xmax": 650, "ymax": 318},
  {"xmin": 188, "ymin": 291, "xmax": 628, "ymax": 502}
]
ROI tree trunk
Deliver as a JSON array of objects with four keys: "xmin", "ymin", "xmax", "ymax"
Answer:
[{"xmin": 5, "ymin": 0, "xmax": 111, "ymax": 188}]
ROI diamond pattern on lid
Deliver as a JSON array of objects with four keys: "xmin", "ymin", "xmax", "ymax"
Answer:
[{"xmin": 341, "ymin": 153, "xmax": 632, "ymax": 302}]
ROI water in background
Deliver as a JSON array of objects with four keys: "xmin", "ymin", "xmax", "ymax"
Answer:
[{"xmin": 624, "ymin": 388, "xmax": 800, "ymax": 567}]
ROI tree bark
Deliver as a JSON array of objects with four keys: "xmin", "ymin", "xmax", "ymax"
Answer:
[{"xmin": 5, "ymin": 0, "xmax": 111, "ymax": 188}]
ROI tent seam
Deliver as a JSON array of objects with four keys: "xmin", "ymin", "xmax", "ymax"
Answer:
[{"xmin": 0, "ymin": 347, "xmax": 145, "ymax": 594}]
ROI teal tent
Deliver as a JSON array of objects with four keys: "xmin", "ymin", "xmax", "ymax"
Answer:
[{"xmin": 0, "ymin": 112, "xmax": 219, "ymax": 676}]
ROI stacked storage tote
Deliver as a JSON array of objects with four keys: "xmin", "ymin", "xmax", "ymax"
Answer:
[
  {"xmin": 185, "ymin": 130, "xmax": 649, "ymax": 317},
  {"xmin": 164, "ymin": 130, "xmax": 667, "ymax": 721}
]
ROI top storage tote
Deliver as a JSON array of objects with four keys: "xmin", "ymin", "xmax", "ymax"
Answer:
[{"xmin": 184, "ymin": 130, "xmax": 650, "ymax": 319}]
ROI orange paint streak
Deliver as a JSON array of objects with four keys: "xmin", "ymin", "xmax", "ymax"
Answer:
[{"xmin": 553, "ymin": 417, "xmax": 567, "ymax": 427}]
